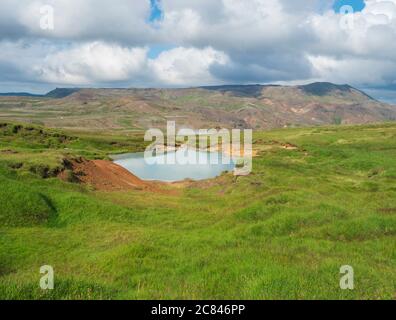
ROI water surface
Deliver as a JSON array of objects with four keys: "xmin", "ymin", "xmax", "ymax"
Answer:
[{"xmin": 112, "ymin": 149, "xmax": 235, "ymax": 182}]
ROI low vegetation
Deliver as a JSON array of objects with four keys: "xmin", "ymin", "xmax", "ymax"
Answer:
[{"xmin": 0, "ymin": 121, "xmax": 395, "ymax": 299}]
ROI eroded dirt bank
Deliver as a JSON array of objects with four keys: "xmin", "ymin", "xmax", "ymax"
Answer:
[{"xmin": 60, "ymin": 158, "xmax": 167, "ymax": 192}]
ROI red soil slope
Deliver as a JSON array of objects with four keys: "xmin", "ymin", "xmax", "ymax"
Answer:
[{"xmin": 60, "ymin": 159, "xmax": 158, "ymax": 192}]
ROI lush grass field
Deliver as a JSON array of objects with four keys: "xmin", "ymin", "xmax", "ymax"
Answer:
[{"xmin": 0, "ymin": 122, "xmax": 395, "ymax": 299}]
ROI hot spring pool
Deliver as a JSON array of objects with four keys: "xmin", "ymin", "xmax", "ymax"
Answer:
[{"xmin": 112, "ymin": 149, "xmax": 235, "ymax": 182}]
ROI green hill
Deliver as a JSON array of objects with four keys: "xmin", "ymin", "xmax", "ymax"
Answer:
[{"xmin": 0, "ymin": 122, "xmax": 395, "ymax": 299}]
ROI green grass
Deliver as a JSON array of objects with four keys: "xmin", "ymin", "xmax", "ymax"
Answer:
[{"xmin": 0, "ymin": 122, "xmax": 395, "ymax": 299}]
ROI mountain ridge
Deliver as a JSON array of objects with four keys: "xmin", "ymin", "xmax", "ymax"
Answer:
[
  {"xmin": 0, "ymin": 82, "xmax": 395, "ymax": 131},
  {"xmin": 0, "ymin": 92, "xmax": 43, "ymax": 97},
  {"xmin": 0, "ymin": 82, "xmax": 381, "ymax": 101}
]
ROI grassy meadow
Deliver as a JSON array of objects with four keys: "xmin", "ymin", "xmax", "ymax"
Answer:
[{"xmin": 0, "ymin": 122, "xmax": 395, "ymax": 299}]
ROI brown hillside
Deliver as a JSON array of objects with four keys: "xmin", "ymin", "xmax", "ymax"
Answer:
[{"xmin": 0, "ymin": 82, "xmax": 395, "ymax": 131}]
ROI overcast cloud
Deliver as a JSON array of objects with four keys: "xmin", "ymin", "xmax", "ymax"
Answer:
[{"xmin": 1, "ymin": 0, "xmax": 396, "ymax": 100}]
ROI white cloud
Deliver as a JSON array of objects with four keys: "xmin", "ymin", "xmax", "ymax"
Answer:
[
  {"xmin": 308, "ymin": 55, "xmax": 396, "ymax": 85},
  {"xmin": 1, "ymin": 0, "xmax": 396, "ymax": 90},
  {"xmin": 307, "ymin": 0, "xmax": 396, "ymax": 85},
  {"xmin": 0, "ymin": 40, "xmax": 228, "ymax": 87},
  {"xmin": 159, "ymin": 0, "xmax": 310, "ymax": 50},
  {"xmin": 149, "ymin": 47, "xmax": 228, "ymax": 85},
  {"xmin": 37, "ymin": 42, "xmax": 148, "ymax": 84},
  {"xmin": 2, "ymin": 0, "xmax": 152, "ymax": 44}
]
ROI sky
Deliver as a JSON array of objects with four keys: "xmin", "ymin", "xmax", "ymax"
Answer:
[
  {"xmin": 1, "ymin": 0, "xmax": 396, "ymax": 103},
  {"xmin": 333, "ymin": 0, "xmax": 366, "ymax": 11}
]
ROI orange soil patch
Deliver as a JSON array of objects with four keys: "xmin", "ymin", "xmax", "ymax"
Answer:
[
  {"xmin": 60, "ymin": 158, "xmax": 174, "ymax": 193},
  {"xmin": 281, "ymin": 142, "xmax": 299, "ymax": 150},
  {"xmin": 206, "ymin": 144, "xmax": 258, "ymax": 158}
]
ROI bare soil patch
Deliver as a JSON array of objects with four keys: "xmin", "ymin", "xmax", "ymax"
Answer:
[{"xmin": 59, "ymin": 158, "xmax": 173, "ymax": 193}]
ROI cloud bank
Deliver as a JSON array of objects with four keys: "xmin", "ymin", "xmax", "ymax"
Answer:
[{"xmin": 1, "ymin": 0, "xmax": 396, "ymax": 96}]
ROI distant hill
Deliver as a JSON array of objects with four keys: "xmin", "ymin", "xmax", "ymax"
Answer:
[
  {"xmin": 45, "ymin": 88, "xmax": 81, "ymax": 98},
  {"xmin": 0, "ymin": 88, "xmax": 80, "ymax": 98},
  {"xmin": 0, "ymin": 92, "xmax": 43, "ymax": 97},
  {"xmin": 198, "ymin": 84, "xmax": 278, "ymax": 98},
  {"xmin": 298, "ymin": 82, "xmax": 376, "ymax": 100},
  {"xmin": 298, "ymin": 82, "xmax": 354, "ymax": 96},
  {"xmin": 0, "ymin": 82, "xmax": 395, "ymax": 130}
]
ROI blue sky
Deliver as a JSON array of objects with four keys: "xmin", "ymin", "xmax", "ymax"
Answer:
[
  {"xmin": 148, "ymin": 0, "xmax": 170, "ymax": 59},
  {"xmin": 148, "ymin": 44, "xmax": 176, "ymax": 59},
  {"xmin": 333, "ymin": 0, "xmax": 366, "ymax": 12},
  {"xmin": 149, "ymin": 0, "xmax": 162, "ymax": 22}
]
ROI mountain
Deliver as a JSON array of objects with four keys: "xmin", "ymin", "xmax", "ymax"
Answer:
[
  {"xmin": 298, "ymin": 82, "xmax": 376, "ymax": 100},
  {"xmin": 0, "ymin": 82, "xmax": 395, "ymax": 130},
  {"xmin": 45, "ymin": 88, "xmax": 81, "ymax": 98}
]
